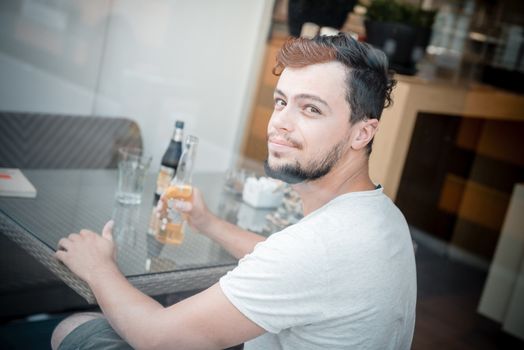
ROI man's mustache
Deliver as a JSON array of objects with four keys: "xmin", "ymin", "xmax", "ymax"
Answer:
[{"xmin": 267, "ymin": 132, "xmax": 303, "ymax": 150}]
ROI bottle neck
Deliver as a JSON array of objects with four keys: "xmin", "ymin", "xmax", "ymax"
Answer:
[
  {"xmin": 172, "ymin": 127, "xmax": 184, "ymax": 142},
  {"xmin": 172, "ymin": 137, "xmax": 198, "ymax": 185}
]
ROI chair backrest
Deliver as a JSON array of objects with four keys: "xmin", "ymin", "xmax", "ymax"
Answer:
[{"xmin": 0, "ymin": 111, "xmax": 142, "ymax": 169}]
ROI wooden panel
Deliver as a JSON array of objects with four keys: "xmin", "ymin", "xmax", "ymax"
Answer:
[
  {"xmin": 251, "ymin": 106, "xmax": 273, "ymax": 139},
  {"xmin": 439, "ymin": 174, "xmax": 466, "ymax": 214},
  {"xmin": 456, "ymin": 180, "xmax": 509, "ymax": 232},
  {"xmin": 464, "ymin": 87, "xmax": 524, "ymax": 120},
  {"xmin": 262, "ymin": 43, "xmax": 282, "ymax": 85},
  {"xmin": 396, "ymin": 112, "xmax": 524, "ymax": 260},
  {"xmin": 455, "ymin": 118, "xmax": 482, "ymax": 151},
  {"xmin": 241, "ymin": 37, "xmax": 284, "ymax": 162},
  {"xmin": 244, "ymin": 137, "xmax": 268, "ymax": 162},
  {"xmin": 476, "ymin": 120, "xmax": 524, "ymax": 166},
  {"xmin": 370, "ymin": 76, "xmax": 524, "ymax": 200}
]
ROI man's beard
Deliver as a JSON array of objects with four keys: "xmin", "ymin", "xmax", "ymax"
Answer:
[{"xmin": 264, "ymin": 138, "xmax": 347, "ymax": 184}]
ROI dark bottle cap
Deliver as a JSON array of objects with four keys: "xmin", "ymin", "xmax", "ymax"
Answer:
[{"xmin": 175, "ymin": 120, "xmax": 184, "ymax": 129}]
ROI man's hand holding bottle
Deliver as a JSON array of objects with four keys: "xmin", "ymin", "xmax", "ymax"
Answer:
[{"xmin": 156, "ymin": 187, "xmax": 218, "ymax": 236}]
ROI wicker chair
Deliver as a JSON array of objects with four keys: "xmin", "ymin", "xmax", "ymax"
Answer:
[{"xmin": 0, "ymin": 111, "xmax": 142, "ymax": 169}]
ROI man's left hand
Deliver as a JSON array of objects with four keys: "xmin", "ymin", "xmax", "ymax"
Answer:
[{"xmin": 55, "ymin": 220, "xmax": 118, "ymax": 283}]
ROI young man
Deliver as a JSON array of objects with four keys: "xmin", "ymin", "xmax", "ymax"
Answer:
[{"xmin": 52, "ymin": 34, "xmax": 416, "ymax": 350}]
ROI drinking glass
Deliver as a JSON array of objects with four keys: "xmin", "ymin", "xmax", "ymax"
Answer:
[{"xmin": 115, "ymin": 147, "xmax": 152, "ymax": 204}]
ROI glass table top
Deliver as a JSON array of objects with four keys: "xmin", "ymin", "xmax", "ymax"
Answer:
[{"xmin": 0, "ymin": 169, "xmax": 275, "ymax": 278}]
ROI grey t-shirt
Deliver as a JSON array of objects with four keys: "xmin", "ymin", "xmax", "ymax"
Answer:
[{"xmin": 220, "ymin": 187, "xmax": 416, "ymax": 349}]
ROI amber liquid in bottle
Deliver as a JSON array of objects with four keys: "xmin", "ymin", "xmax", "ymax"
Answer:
[
  {"xmin": 156, "ymin": 185, "xmax": 193, "ymax": 244},
  {"xmin": 154, "ymin": 135, "xmax": 198, "ymax": 245}
]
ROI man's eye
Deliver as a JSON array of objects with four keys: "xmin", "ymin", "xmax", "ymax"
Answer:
[
  {"xmin": 274, "ymin": 98, "xmax": 286, "ymax": 108},
  {"xmin": 305, "ymin": 105, "xmax": 321, "ymax": 114}
]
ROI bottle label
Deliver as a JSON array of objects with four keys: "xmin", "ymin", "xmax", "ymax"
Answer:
[
  {"xmin": 166, "ymin": 207, "xmax": 183, "ymax": 224},
  {"xmin": 174, "ymin": 128, "xmax": 183, "ymax": 142},
  {"xmin": 156, "ymin": 166, "xmax": 175, "ymax": 196}
]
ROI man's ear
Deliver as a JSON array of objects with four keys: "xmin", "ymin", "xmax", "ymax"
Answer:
[{"xmin": 351, "ymin": 119, "xmax": 379, "ymax": 150}]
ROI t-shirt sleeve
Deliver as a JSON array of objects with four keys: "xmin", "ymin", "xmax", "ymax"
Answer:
[{"xmin": 219, "ymin": 227, "xmax": 327, "ymax": 333}]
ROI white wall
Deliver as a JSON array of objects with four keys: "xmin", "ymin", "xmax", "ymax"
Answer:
[
  {"xmin": 0, "ymin": 0, "xmax": 274, "ymax": 172},
  {"xmin": 0, "ymin": 0, "xmax": 111, "ymax": 113}
]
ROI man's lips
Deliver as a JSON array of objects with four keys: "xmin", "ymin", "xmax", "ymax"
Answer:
[
  {"xmin": 268, "ymin": 137, "xmax": 294, "ymax": 146},
  {"xmin": 268, "ymin": 137, "xmax": 299, "ymax": 153}
]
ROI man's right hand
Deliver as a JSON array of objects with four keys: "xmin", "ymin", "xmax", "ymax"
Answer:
[
  {"xmin": 157, "ymin": 187, "xmax": 217, "ymax": 235},
  {"xmin": 158, "ymin": 186, "xmax": 266, "ymax": 259}
]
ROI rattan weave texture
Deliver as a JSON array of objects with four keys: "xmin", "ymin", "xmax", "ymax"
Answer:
[{"xmin": 0, "ymin": 170, "xmax": 247, "ymax": 303}]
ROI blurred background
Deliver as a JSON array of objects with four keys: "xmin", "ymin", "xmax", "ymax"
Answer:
[{"xmin": 0, "ymin": 0, "xmax": 523, "ymax": 349}]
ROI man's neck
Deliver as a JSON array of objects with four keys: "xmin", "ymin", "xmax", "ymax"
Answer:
[{"xmin": 292, "ymin": 155, "xmax": 375, "ymax": 216}]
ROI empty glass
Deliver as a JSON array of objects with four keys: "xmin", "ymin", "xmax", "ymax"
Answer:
[
  {"xmin": 115, "ymin": 147, "xmax": 152, "ymax": 204},
  {"xmin": 223, "ymin": 168, "xmax": 254, "ymax": 195}
]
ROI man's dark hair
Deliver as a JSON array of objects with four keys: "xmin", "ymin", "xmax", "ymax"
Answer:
[{"xmin": 273, "ymin": 33, "xmax": 396, "ymax": 154}]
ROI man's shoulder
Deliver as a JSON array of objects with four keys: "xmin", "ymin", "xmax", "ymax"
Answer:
[
  {"xmin": 259, "ymin": 222, "xmax": 321, "ymax": 256},
  {"xmin": 302, "ymin": 189, "xmax": 399, "ymax": 227}
]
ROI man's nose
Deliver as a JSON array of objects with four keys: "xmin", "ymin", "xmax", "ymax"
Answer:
[{"xmin": 269, "ymin": 106, "xmax": 294, "ymax": 133}]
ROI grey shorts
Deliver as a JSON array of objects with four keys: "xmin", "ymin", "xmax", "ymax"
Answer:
[
  {"xmin": 58, "ymin": 315, "xmax": 245, "ymax": 350},
  {"xmin": 58, "ymin": 317, "xmax": 133, "ymax": 350}
]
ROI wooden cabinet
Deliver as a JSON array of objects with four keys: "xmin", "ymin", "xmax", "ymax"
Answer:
[
  {"xmin": 241, "ymin": 37, "xmax": 287, "ymax": 163},
  {"xmin": 378, "ymin": 76, "xmax": 524, "ymax": 261},
  {"xmin": 370, "ymin": 76, "xmax": 524, "ymax": 200}
]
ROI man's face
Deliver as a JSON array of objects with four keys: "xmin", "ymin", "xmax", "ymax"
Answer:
[{"xmin": 265, "ymin": 61, "xmax": 352, "ymax": 184}]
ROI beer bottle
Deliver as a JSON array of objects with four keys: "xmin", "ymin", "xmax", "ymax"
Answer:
[
  {"xmin": 154, "ymin": 120, "xmax": 184, "ymax": 204},
  {"xmin": 156, "ymin": 135, "xmax": 198, "ymax": 245}
]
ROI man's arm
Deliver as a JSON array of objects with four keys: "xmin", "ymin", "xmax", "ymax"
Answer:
[
  {"xmin": 192, "ymin": 214, "xmax": 266, "ymax": 260},
  {"xmin": 163, "ymin": 188, "xmax": 265, "ymax": 259},
  {"xmin": 55, "ymin": 222, "xmax": 265, "ymax": 350}
]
